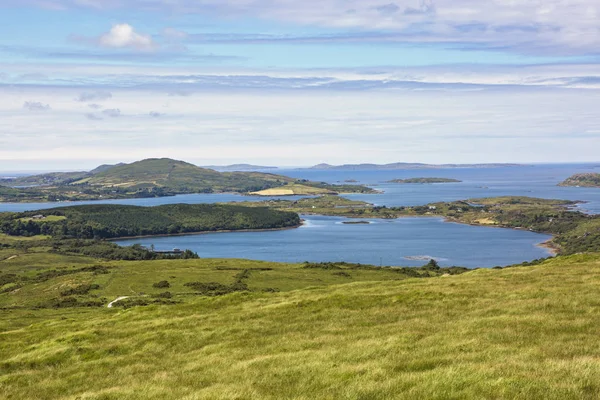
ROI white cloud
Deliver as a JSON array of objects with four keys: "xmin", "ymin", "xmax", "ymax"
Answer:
[{"xmin": 98, "ymin": 24, "xmax": 155, "ymax": 51}]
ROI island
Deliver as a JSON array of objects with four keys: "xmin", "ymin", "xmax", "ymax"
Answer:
[
  {"xmin": 0, "ymin": 158, "xmax": 377, "ymax": 203},
  {"xmin": 202, "ymin": 164, "xmax": 279, "ymax": 171},
  {"xmin": 309, "ymin": 162, "xmax": 524, "ymax": 170},
  {"xmin": 559, "ymin": 173, "xmax": 600, "ymax": 188},
  {"xmin": 388, "ymin": 178, "xmax": 462, "ymax": 184}
]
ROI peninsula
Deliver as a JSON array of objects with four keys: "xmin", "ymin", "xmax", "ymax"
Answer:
[
  {"xmin": 233, "ymin": 195, "xmax": 599, "ymax": 256},
  {"xmin": 559, "ymin": 173, "xmax": 600, "ymax": 188},
  {"xmin": 0, "ymin": 203, "xmax": 300, "ymax": 240}
]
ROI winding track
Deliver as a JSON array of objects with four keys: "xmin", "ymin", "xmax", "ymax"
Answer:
[{"xmin": 107, "ymin": 296, "xmax": 129, "ymax": 308}]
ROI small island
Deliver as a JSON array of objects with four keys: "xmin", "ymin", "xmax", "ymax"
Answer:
[
  {"xmin": 342, "ymin": 220, "xmax": 371, "ymax": 224},
  {"xmin": 559, "ymin": 173, "xmax": 600, "ymax": 188},
  {"xmin": 388, "ymin": 178, "xmax": 462, "ymax": 184}
]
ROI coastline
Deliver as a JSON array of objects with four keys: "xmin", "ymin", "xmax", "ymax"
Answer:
[
  {"xmin": 112, "ymin": 221, "xmax": 304, "ymax": 241},
  {"xmin": 537, "ymin": 239, "xmax": 560, "ymax": 256}
]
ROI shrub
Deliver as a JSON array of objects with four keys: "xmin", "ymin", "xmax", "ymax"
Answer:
[
  {"xmin": 60, "ymin": 284, "xmax": 100, "ymax": 297},
  {"xmin": 153, "ymin": 280, "xmax": 170, "ymax": 289}
]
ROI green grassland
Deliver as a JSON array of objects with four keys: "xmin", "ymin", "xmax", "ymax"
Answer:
[
  {"xmin": 559, "ymin": 173, "xmax": 600, "ymax": 188},
  {"xmin": 0, "ymin": 246, "xmax": 457, "ymax": 310},
  {"xmin": 2, "ymin": 195, "xmax": 600, "ymax": 398},
  {"xmin": 2, "ymin": 241, "xmax": 600, "ymax": 398}
]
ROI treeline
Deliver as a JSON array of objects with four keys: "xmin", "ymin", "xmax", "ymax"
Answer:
[
  {"xmin": 50, "ymin": 240, "xmax": 199, "ymax": 260},
  {"xmin": 0, "ymin": 203, "xmax": 300, "ymax": 240}
]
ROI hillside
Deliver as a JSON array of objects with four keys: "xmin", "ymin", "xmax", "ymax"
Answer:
[
  {"xmin": 559, "ymin": 173, "xmax": 600, "ymax": 187},
  {"xmin": 73, "ymin": 158, "xmax": 291, "ymax": 193},
  {"xmin": 0, "ymin": 203, "xmax": 301, "ymax": 239},
  {"xmin": 0, "ymin": 171, "xmax": 89, "ymax": 186},
  {"xmin": 89, "ymin": 163, "xmax": 125, "ymax": 174},
  {"xmin": 2, "ymin": 237, "xmax": 600, "ymax": 398}
]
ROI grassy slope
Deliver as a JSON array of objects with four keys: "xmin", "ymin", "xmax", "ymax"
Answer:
[
  {"xmin": 0, "ymin": 172, "xmax": 89, "ymax": 187},
  {"xmin": 78, "ymin": 158, "xmax": 293, "ymax": 192},
  {"xmin": 3, "ymin": 252, "xmax": 600, "ymax": 398}
]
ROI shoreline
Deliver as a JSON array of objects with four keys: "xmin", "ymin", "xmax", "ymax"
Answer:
[
  {"xmin": 112, "ymin": 222, "xmax": 304, "ymax": 241},
  {"xmin": 537, "ymin": 239, "xmax": 560, "ymax": 256}
]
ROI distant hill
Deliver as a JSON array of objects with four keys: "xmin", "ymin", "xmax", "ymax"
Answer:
[
  {"xmin": 0, "ymin": 163, "xmax": 125, "ymax": 187},
  {"xmin": 0, "ymin": 158, "xmax": 377, "ymax": 202},
  {"xmin": 309, "ymin": 162, "xmax": 523, "ymax": 170},
  {"xmin": 0, "ymin": 171, "xmax": 90, "ymax": 187},
  {"xmin": 89, "ymin": 163, "xmax": 125, "ymax": 175},
  {"xmin": 203, "ymin": 164, "xmax": 279, "ymax": 171},
  {"xmin": 559, "ymin": 173, "xmax": 600, "ymax": 188},
  {"xmin": 74, "ymin": 158, "xmax": 292, "ymax": 193},
  {"xmin": 388, "ymin": 178, "xmax": 462, "ymax": 184}
]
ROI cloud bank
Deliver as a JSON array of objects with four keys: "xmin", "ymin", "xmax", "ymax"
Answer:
[{"xmin": 6, "ymin": 0, "xmax": 600, "ymax": 54}]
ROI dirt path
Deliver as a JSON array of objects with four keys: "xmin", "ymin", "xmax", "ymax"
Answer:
[{"xmin": 107, "ymin": 296, "xmax": 129, "ymax": 308}]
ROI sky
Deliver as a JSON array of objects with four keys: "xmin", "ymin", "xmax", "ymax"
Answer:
[{"xmin": 1, "ymin": 1, "xmax": 599, "ymax": 170}]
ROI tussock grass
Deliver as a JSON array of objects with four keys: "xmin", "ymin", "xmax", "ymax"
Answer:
[{"xmin": 2, "ymin": 254, "xmax": 600, "ymax": 398}]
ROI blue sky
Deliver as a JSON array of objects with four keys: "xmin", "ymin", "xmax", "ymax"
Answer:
[{"xmin": 0, "ymin": 0, "xmax": 599, "ymax": 169}]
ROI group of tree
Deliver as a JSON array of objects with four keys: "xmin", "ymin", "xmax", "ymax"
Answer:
[{"xmin": 0, "ymin": 203, "xmax": 301, "ymax": 240}]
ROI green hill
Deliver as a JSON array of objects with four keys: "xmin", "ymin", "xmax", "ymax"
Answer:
[
  {"xmin": 73, "ymin": 158, "xmax": 292, "ymax": 193},
  {"xmin": 559, "ymin": 173, "xmax": 600, "ymax": 188},
  {"xmin": 2, "ymin": 238, "xmax": 600, "ymax": 398},
  {"xmin": 0, "ymin": 171, "xmax": 89, "ymax": 187},
  {"xmin": 0, "ymin": 159, "xmax": 377, "ymax": 202}
]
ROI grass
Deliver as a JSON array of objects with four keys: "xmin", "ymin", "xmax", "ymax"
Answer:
[
  {"xmin": 18, "ymin": 216, "xmax": 66, "ymax": 223},
  {"xmin": 0, "ymin": 234, "xmax": 51, "ymax": 243},
  {"xmin": 0, "ymin": 250, "xmax": 435, "ymax": 309},
  {"xmin": 3, "ymin": 250, "xmax": 600, "ymax": 398}
]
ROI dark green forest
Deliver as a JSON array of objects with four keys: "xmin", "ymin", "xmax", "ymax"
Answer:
[{"xmin": 0, "ymin": 204, "xmax": 301, "ymax": 239}]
